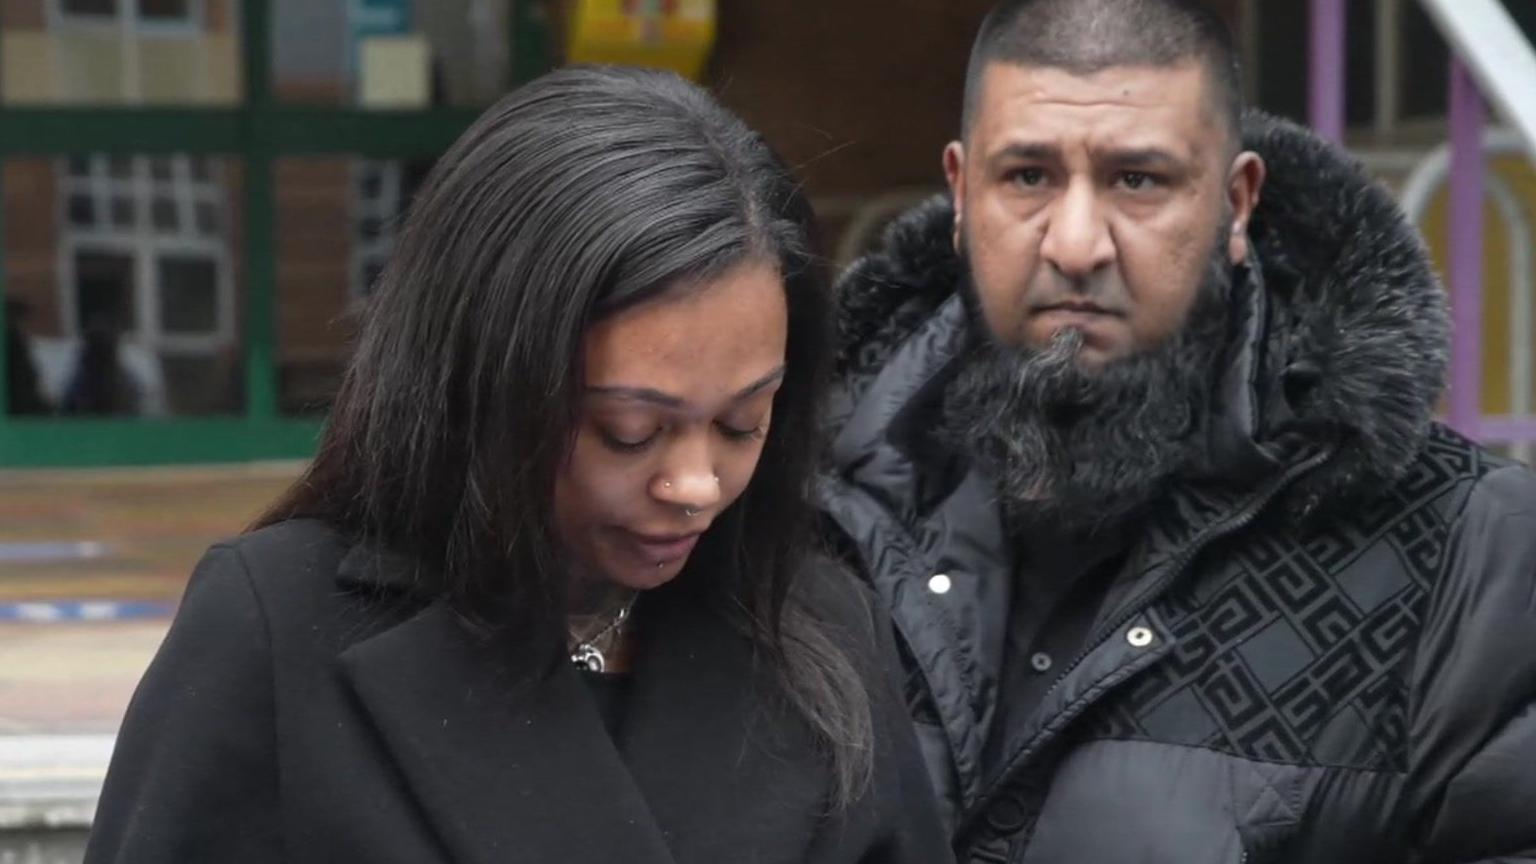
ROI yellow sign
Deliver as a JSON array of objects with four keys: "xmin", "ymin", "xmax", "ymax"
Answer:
[{"xmin": 566, "ymin": 0, "xmax": 717, "ymax": 81}]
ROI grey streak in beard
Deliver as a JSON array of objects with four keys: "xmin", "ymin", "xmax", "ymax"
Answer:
[{"xmin": 943, "ymin": 242, "xmax": 1235, "ymax": 538}]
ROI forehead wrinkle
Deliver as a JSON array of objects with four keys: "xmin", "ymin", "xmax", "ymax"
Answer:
[
  {"xmin": 980, "ymin": 105, "xmax": 1214, "ymax": 174},
  {"xmin": 976, "ymin": 60, "xmax": 1228, "ymax": 145},
  {"xmin": 1021, "ymin": 91, "xmax": 1162, "ymax": 109}
]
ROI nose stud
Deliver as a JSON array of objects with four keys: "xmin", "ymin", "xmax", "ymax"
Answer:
[
  {"xmin": 663, "ymin": 477, "xmax": 718, "ymax": 517},
  {"xmin": 663, "ymin": 477, "xmax": 717, "ymax": 487}
]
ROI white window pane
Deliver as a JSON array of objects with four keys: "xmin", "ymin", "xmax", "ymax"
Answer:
[
  {"xmin": 140, "ymin": 0, "xmax": 194, "ymax": 21},
  {"xmin": 150, "ymin": 196, "xmax": 179, "ymax": 232},
  {"xmin": 61, "ymin": 0, "xmax": 118, "ymax": 16},
  {"xmin": 157, "ymin": 255, "xmax": 219, "ymax": 334},
  {"xmin": 74, "ymin": 250, "xmax": 137, "ymax": 332},
  {"xmin": 67, "ymin": 195, "xmax": 97, "ymax": 227},
  {"xmin": 110, "ymin": 196, "xmax": 136, "ymax": 228},
  {"xmin": 194, "ymin": 201, "xmax": 222, "ymax": 235}
]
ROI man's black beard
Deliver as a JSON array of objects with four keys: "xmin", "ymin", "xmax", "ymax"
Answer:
[{"xmin": 943, "ymin": 251, "xmax": 1236, "ymax": 539}]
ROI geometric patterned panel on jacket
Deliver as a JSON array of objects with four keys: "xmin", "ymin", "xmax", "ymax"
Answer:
[{"xmin": 1081, "ymin": 427, "xmax": 1499, "ymax": 771}]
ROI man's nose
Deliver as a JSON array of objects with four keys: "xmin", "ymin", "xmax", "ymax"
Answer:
[{"xmin": 1039, "ymin": 180, "xmax": 1115, "ymax": 284}]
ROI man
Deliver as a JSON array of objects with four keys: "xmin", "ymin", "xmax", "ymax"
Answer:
[
  {"xmin": 817, "ymin": 0, "xmax": 1536, "ymax": 861},
  {"xmin": 5, "ymin": 299, "xmax": 50, "ymax": 415}
]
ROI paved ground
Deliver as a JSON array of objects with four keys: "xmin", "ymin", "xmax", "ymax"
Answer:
[
  {"xmin": 0, "ymin": 464, "xmax": 299, "ymax": 606},
  {"xmin": 0, "ymin": 463, "xmax": 302, "ymax": 845}
]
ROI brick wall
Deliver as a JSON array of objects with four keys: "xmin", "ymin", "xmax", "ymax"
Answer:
[
  {"xmin": 704, "ymin": 1, "xmax": 991, "ymax": 259},
  {"xmin": 2, "ymin": 160, "xmax": 62, "ymax": 339},
  {"xmin": 703, "ymin": 0, "xmax": 1241, "ymax": 260}
]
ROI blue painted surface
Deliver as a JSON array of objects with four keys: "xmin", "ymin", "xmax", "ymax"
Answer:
[
  {"xmin": 0, "ymin": 542, "xmax": 112, "ymax": 564},
  {"xmin": 0, "ymin": 601, "xmax": 172, "ymax": 622}
]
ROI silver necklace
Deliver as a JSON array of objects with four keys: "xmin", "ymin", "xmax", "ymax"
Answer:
[{"xmin": 568, "ymin": 597, "xmax": 634, "ymax": 673}]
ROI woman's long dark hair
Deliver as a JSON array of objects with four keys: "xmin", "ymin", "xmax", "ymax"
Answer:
[{"xmin": 255, "ymin": 66, "xmax": 871, "ymax": 804}]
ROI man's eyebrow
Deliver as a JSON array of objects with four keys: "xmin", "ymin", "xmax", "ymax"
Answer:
[
  {"xmin": 1099, "ymin": 146, "xmax": 1185, "ymax": 169},
  {"xmin": 989, "ymin": 142, "xmax": 1062, "ymax": 165},
  {"xmin": 586, "ymin": 365, "xmax": 787, "ymax": 408},
  {"xmin": 988, "ymin": 142, "xmax": 1188, "ymax": 171}
]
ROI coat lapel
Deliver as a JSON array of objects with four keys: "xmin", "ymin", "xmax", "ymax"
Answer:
[
  {"xmin": 616, "ymin": 585, "xmax": 831, "ymax": 864},
  {"xmin": 336, "ymin": 548, "xmax": 679, "ymax": 864}
]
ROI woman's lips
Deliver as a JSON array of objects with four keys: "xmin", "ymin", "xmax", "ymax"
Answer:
[{"xmin": 623, "ymin": 530, "xmax": 701, "ymax": 565}]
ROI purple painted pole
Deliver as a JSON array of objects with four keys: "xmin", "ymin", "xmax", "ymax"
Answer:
[
  {"xmin": 1448, "ymin": 58, "xmax": 1486, "ymax": 438},
  {"xmin": 1309, "ymin": 0, "xmax": 1347, "ymax": 142},
  {"xmin": 1480, "ymin": 418, "xmax": 1536, "ymax": 442}
]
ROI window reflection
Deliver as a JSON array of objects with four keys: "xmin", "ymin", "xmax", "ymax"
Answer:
[
  {"xmin": 0, "ymin": 0, "xmax": 241, "ymax": 106},
  {"xmin": 4, "ymin": 156, "xmax": 245, "ymax": 417},
  {"xmin": 272, "ymin": 0, "xmax": 514, "ymax": 108},
  {"xmin": 275, "ymin": 156, "xmax": 433, "ymax": 416}
]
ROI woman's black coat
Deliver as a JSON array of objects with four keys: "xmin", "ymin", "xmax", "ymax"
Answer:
[{"xmin": 84, "ymin": 518, "xmax": 951, "ymax": 863}]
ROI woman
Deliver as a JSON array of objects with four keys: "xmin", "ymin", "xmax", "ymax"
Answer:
[{"xmin": 84, "ymin": 67, "xmax": 950, "ymax": 863}]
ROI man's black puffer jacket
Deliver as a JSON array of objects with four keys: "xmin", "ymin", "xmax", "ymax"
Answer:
[{"xmin": 818, "ymin": 111, "xmax": 1536, "ymax": 863}]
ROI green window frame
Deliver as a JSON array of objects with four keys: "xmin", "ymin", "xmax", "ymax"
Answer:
[{"xmin": 0, "ymin": 1, "xmax": 550, "ymax": 467}]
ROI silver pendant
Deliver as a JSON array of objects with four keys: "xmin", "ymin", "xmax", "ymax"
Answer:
[{"xmin": 571, "ymin": 644, "xmax": 606, "ymax": 673}]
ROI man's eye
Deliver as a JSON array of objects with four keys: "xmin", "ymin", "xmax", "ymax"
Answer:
[
  {"xmin": 1009, "ymin": 167, "xmax": 1048, "ymax": 188},
  {"xmin": 1118, "ymin": 171, "xmax": 1157, "ymax": 190}
]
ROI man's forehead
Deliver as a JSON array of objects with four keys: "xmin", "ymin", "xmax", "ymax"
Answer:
[{"xmin": 971, "ymin": 61, "xmax": 1219, "ymax": 153}]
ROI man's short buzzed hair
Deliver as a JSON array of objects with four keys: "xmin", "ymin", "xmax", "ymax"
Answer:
[{"xmin": 962, "ymin": 0, "xmax": 1243, "ymax": 146}]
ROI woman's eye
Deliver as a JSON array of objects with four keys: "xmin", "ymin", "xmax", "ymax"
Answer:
[
  {"xmin": 717, "ymin": 421, "xmax": 765, "ymax": 442},
  {"xmin": 598, "ymin": 429, "xmax": 658, "ymax": 454}
]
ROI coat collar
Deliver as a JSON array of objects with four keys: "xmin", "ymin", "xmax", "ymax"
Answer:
[{"xmin": 334, "ymin": 545, "xmax": 831, "ymax": 864}]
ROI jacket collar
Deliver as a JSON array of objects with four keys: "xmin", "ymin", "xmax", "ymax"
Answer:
[{"xmin": 333, "ymin": 545, "xmax": 832, "ymax": 864}]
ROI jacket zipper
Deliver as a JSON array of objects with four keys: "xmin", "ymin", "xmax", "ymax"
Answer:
[{"xmin": 961, "ymin": 446, "xmax": 1334, "ymax": 837}]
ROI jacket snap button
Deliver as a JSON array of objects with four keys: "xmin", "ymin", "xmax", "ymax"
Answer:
[
  {"xmin": 1127, "ymin": 626, "xmax": 1155, "ymax": 648},
  {"xmin": 1030, "ymin": 652, "xmax": 1053, "ymax": 673},
  {"xmin": 928, "ymin": 573, "xmax": 952, "ymax": 595}
]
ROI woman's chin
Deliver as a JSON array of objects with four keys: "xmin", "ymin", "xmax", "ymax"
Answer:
[{"xmin": 605, "ymin": 554, "xmax": 690, "ymax": 592}]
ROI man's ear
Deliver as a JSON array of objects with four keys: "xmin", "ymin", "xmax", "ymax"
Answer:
[
  {"xmin": 944, "ymin": 141, "xmax": 966, "ymax": 252},
  {"xmin": 1226, "ymin": 151, "xmax": 1266, "ymax": 264}
]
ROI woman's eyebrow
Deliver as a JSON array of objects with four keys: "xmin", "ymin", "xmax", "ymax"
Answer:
[{"xmin": 586, "ymin": 365, "xmax": 786, "ymax": 408}]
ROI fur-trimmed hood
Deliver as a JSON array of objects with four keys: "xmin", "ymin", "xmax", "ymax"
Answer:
[{"xmin": 829, "ymin": 110, "xmax": 1451, "ymax": 511}]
